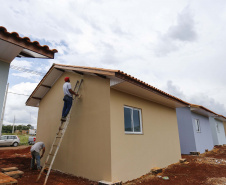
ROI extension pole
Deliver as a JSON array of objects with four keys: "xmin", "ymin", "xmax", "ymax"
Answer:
[{"xmin": 0, "ymin": 83, "xmax": 9, "ymax": 137}]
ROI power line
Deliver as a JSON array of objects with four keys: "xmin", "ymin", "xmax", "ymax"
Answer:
[
  {"xmin": 10, "ymin": 65, "xmax": 45, "ymax": 76},
  {"xmin": 8, "ymin": 92, "xmax": 30, "ymax": 96}
]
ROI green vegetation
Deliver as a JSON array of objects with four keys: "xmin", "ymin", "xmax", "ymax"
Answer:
[
  {"xmin": 1, "ymin": 124, "xmax": 32, "ymax": 133},
  {"xmin": 18, "ymin": 134, "xmax": 29, "ymax": 145}
]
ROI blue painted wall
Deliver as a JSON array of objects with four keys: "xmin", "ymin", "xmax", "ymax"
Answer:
[
  {"xmin": 215, "ymin": 119, "xmax": 226, "ymax": 145},
  {"xmin": 209, "ymin": 117, "xmax": 218, "ymax": 145},
  {"xmin": 0, "ymin": 60, "xmax": 10, "ymax": 120},
  {"xmin": 191, "ymin": 112, "xmax": 214, "ymax": 153},
  {"xmin": 209, "ymin": 117, "xmax": 226, "ymax": 145},
  {"xmin": 176, "ymin": 107, "xmax": 196, "ymax": 154}
]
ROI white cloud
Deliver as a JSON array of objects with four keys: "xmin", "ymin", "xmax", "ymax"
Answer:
[
  {"xmin": 164, "ymin": 80, "xmax": 226, "ymax": 116},
  {"xmin": 11, "ymin": 60, "xmax": 32, "ymax": 68},
  {"xmin": 1, "ymin": 0, "xmax": 226, "ymax": 128},
  {"xmin": 154, "ymin": 7, "xmax": 197, "ymax": 56},
  {"xmin": 167, "ymin": 7, "xmax": 197, "ymax": 42},
  {"xmin": 11, "ymin": 72, "xmax": 41, "ymax": 81},
  {"xmin": 3, "ymin": 82, "xmax": 39, "ymax": 128}
]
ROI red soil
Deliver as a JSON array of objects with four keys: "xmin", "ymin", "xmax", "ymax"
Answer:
[
  {"xmin": 124, "ymin": 145, "xmax": 226, "ymax": 185},
  {"xmin": 0, "ymin": 146, "xmax": 97, "ymax": 185},
  {"xmin": 1, "ymin": 145, "xmax": 226, "ymax": 185}
]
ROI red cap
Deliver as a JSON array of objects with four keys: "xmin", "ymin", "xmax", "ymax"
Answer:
[{"xmin": 64, "ymin": 77, "xmax": 70, "ymax": 82}]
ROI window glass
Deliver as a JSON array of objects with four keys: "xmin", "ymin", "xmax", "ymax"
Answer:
[
  {"xmin": 124, "ymin": 106, "xmax": 142, "ymax": 133},
  {"xmin": 195, "ymin": 119, "xmax": 201, "ymax": 132},
  {"xmin": 133, "ymin": 109, "xmax": 141, "ymax": 132},
  {"xmin": 124, "ymin": 107, "xmax": 132, "ymax": 132},
  {"xmin": 1, "ymin": 136, "xmax": 7, "ymax": 140},
  {"xmin": 8, "ymin": 136, "xmax": 14, "ymax": 139}
]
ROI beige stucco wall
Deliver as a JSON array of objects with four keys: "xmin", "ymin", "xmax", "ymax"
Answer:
[
  {"xmin": 110, "ymin": 89, "xmax": 181, "ymax": 182},
  {"xmin": 36, "ymin": 72, "xmax": 112, "ymax": 181}
]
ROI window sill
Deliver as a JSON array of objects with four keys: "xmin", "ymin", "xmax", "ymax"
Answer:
[{"xmin": 125, "ymin": 132, "xmax": 143, "ymax": 135}]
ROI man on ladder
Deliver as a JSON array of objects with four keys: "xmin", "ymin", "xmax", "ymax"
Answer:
[
  {"xmin": 37, "ymin": 78, "xmax": 83, "ymax": 185},
  {"xmin": 61, "ymin": 77, "xmax": 79, "ymax": 122}
]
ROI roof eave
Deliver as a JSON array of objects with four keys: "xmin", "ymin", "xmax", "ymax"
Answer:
[
  {"xmin": 0, "ymin": 26, "xmax": 58, "ymax": 59},
  {"xmin": 115, "ymin": 71, "xmax": 189, "ymax": 107}
]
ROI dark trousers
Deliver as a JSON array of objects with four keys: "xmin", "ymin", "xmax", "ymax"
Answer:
[
  {"xmin": 31, "ymin": 151, "xmax": 41, "ymax": 170},
  {"xmin": 62, "ymin": 95, "xmax": 73, "ymax": 118}
]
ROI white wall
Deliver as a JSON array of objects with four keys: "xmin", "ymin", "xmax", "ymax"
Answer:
[
  {"xmin": 209, "ymin": 117, "xmax": 226, "ymax": 145},
  {"xmin": 191, "ymin": 112, "xmax": 214, "ymax": 153},
  {"xmin": 0, "ymin": 60, "xmax": 10, "ymax": 124}
]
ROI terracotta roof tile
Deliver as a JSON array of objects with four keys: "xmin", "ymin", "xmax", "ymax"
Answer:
[
  {"xmin": 0, "ymin": 26, "xmax": 58, "ymax": 53},
  {"xmin": 116, "ymin": 70, "xmax": 189, "ymax": 105},
  {"xmin": 53, "ymin": 64, "xmax": 190, "ymax": 106},
  {"xmin": 190, "ymin": 104, "xmax": 226, "ymax": 119}
]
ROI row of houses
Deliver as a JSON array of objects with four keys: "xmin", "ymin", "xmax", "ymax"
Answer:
[
  {"xmin": 177, "ymin": 105, "xmax": 226, "ymax": 155},
  {"xmin": 1, "ymin": 25, "xmax": 225, "ymax": 183},
  {"xmin": 26, "ymin": 63, "xmax": 226, "ymax": 183}
]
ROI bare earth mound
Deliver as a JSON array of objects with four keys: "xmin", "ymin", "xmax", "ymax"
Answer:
[
  {"xmin": 1, "ymin": 146, "xmax": 226, "ymax": 184},
  {"xmin": 124, "ymin": 145, "xmax": 226, "ymax": 185},
  {"xmin": 0, "ymin": 146, "xmax": 97, "ymax": 185}
]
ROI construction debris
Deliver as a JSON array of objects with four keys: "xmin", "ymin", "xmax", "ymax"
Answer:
[
  {"xmin": 162, "ymin": 176, "xmax": 169, "ymax": 180},
  {"xmin": 190, "ymin": 151, "xmax": 200, "ymax": 155},
  {"xmin": 0, "ymin": 172, "xmax": 17, "ymax": 185},
  {"xmin": 4, "ymin": 171, "xmax": 24, "ymax": 179},
  {"xmin": 1, "ymin": 167, "xmax": 18, "ymax": 173},
  {"xmin": 179, "ymin": 158, "xmax": 187, "ymax": 163},
  {"xmin": 98, "ymin": 180, "xmax": 122, "ymax": 185},
  {"xmin": 151, "ymin": 167, "xmax": 162, "ymax": 174},
  {"xmin": 196, "ymin": 157, "xmax": 226, "ymax": 165},
  {"xmin": 1, "ymin": 167, "xmax": 24, "ymax": 179}
]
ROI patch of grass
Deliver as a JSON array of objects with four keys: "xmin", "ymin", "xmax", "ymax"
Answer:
[{"xmin": 18, "ymin": 135, "xmax": 29, "ymax": 145}]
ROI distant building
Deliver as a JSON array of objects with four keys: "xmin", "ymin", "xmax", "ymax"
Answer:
[
  {"xmin": 21, "ymin": 130, "xmax": 28, "ymax": 135},
  {"xmin": 29, "ymin": 129, "xmax": 36, "ymax": 135}
]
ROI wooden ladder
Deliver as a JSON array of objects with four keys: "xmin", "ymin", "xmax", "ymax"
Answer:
[{"xmin": 36, "ymin": 79, "xmax": 83, "ymax": 185}]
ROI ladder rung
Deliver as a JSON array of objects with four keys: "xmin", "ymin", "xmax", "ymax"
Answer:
[
  {"xmin": 49, "ymin": 153, "xmax": 54, "ymax": 156},
  {"xmin": 56, "ymin": 136, "xmax": 61, "ymax": 138},
  {"xmin": 45, "ymin": 163, "xmax": 50, "ymax": 166},
  {"xmin": 53, "ymin": 145, "xmax": 58, "ymax": 147}
]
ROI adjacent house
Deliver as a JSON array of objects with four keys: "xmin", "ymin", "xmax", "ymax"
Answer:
[
  {"xmin": 176, "ymin": 104, "xmax": 226, "ymax": 155},
  {"xmin": 26, "ymin": 63, "xmax": 190, "ymax": 182},
  {"xmin": 0, "ymin": 26, "xmax": 57, "ymax": 135},
  {"xmin": 209, "ymin": 115, "xmax": 226, "ymax": 146}
]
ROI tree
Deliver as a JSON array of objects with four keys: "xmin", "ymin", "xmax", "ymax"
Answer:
[
  {"xmin": 2, "ymin": 125, "xmax": 13, "ymax": 133},
  {"xmin": 27, "ymin": 124, "xmax": 32, "ymax": 129}
]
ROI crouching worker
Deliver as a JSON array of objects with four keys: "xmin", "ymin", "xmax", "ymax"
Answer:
[
  {"xmin": 30, "ymin": 142, "xmax": 45, "ymax": 171},
  {"xmin": 61, "ymin": 77, "xmax": 79, "ymax": 122}
]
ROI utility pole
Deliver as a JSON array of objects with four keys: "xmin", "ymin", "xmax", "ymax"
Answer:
[
  {"xmin": 0, "ymin": 83, "xmax": 9, "ymax": 137},
  {"xmin": 12, "ymin": 116, "xmax": 15, "ymax": 133}
]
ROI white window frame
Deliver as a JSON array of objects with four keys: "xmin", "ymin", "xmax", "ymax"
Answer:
[
  {"xmin": 195, "ymin": 119, "xmax": 201, "ymax": 133},
  {"xmin": 124, "ymin": 106, "xmax": 143, "ymax": 134}
]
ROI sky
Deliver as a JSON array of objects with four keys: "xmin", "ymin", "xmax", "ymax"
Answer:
[{"xmin": 1, "ymin": 0, "xmax": 226, "ymax": 128}]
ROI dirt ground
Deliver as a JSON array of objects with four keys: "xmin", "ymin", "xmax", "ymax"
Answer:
[
  {"xmin": 1, "ymin": 146, "xmax": 226, "ymax": 185},
  {"xmin": 124, "ymin": 145, "xmax": 226, "ymax": 185},
  {"xmin": 0, "ymin": 146, "xmax": 97, "ymax": 185}
]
